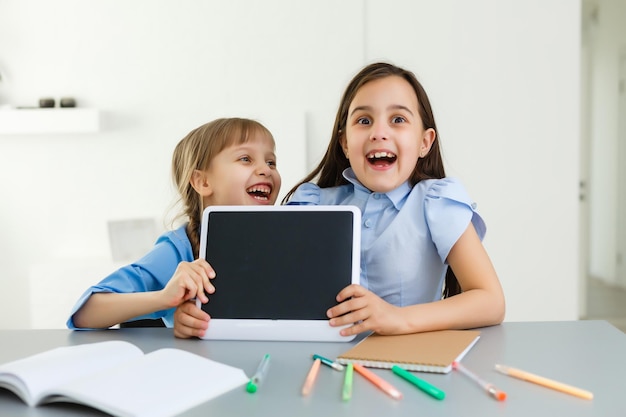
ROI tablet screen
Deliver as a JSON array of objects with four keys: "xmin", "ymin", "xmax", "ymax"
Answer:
[{"xmin": 201, "ymin": 209, "xmax": 356, "ymax": 320}]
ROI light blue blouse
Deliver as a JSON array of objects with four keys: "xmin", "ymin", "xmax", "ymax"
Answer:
[
  {"xmin": 66, "ymin": 225, "xmax": 193, "ymax": 329},
  {"xmin": 287, "ymin": 168, "xmax": 486, "ymax": 306}
]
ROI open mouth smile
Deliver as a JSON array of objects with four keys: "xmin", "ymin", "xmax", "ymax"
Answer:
[
  {"xmin": 366, "ymin": 151, "xmax": 397, "ymax": 167},
  {"xmin": 246, "ymin": 185, "xmax": 272, "ymax": 201}
]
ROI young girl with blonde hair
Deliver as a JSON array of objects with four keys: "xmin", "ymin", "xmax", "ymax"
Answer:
[{"xmin": 68, "ymin": 118, "xmax": 281, "ymax": 336}]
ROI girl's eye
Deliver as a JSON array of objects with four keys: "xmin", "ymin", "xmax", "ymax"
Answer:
[
  {"xmin": 356, "ymin": 117, "xmax": 371, "ymax": 125},
  {"xmin": 267, "ymin": 160, "xmax": 277, "ymax": 168},
  {"xmin": 239, "ymin": 156, "xmax": 251, "ymax": 162},
  {"xmin": 392, "ymin": 116, "xmax": 406, "ymax": 123}
]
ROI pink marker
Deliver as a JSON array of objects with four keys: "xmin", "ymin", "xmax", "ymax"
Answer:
[{"xmin": 452, "ymin": 361, "xmax": 507, "ymax": 401}]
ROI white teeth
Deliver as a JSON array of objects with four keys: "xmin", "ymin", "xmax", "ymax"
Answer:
[
  {"xmin": 247, "ymin": 186, "xmax": 271, "ymax": 194},
  {"xmin": 368, "ymin": 151, "xmax": 396, "ymax": 159}
]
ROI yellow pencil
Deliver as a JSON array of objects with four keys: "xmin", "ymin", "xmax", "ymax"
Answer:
[{"xmin": 494, "ymin": 364, "xmax": 593, "ymax": 400}]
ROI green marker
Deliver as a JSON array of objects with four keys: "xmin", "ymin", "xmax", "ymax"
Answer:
[
  {"xmin": 343, "ymin": 363, "xmax": 354, "ymax": 401},
  {"xmin": 246, "ymin": 354, "xmax": 270, "ymax": 393},
  {"xmin": 312, "ymin": 354, "xmax": 345, "ymax": 371},
  {"xmin": 391, "ymin": 365, "xmax": 445, "ymax": 400}
]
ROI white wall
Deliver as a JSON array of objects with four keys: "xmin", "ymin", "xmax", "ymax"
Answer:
[
  {"xmin": 365, "ymin": 0, "xmax": 581, "ymax": 322},
  {"xmin": 0, "ymin": 0, "xmax": 581, "ymax": 328}
]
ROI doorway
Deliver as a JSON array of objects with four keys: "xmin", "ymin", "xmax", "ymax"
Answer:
[
  {"xmin": 617, "ymin": 50, "xmax": 626, "ymax": 287},
  {"xmin": 581, "ymin": 0, "xmax": 626, "ymax": 333}
]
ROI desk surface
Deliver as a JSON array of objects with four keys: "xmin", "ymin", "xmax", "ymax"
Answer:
[{"xmin": 0, "ymin": 321, "xmax": 624, "ymax": 417}]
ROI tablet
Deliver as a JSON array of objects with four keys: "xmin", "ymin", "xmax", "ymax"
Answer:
[{"xmin": 195, "ymin": 205, "xmax": 361, "ymax": 342}]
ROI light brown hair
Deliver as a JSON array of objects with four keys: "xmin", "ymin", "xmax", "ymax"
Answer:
[{"xmin": 171, "ymin": 118, "xmax": 275, "ymax": 257}]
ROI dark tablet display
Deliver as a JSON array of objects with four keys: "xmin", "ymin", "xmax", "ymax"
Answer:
[{"xmin": 200, "ymin": 208, "xmax": 357, "ymax": 320}]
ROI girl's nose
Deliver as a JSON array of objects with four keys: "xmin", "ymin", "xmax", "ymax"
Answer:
[
  {"xmin": 370, "ymin": 121, "xmax": 388, "ymax": 141},
  {"xmin": 256, "ymin": 163, "xmax": 271, "ymax": 176}
]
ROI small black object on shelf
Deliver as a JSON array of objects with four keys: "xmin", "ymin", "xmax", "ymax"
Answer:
[
  {"xmin": 39, "ymin": 97, "xmax": 55, "ymax": 108},
  {"xmin": 60, "ymin": 97, "xmax": 76, "ymax": 108}
]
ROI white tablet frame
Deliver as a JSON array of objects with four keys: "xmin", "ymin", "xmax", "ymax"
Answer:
[{"xmin": 196, "ymin": 205, "xmax": 361, "ymax": 342}]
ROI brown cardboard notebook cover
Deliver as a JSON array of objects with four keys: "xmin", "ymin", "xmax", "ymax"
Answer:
[{"xmin": 336, "ymin": 330, "xmax": 481, "ymax": 373}]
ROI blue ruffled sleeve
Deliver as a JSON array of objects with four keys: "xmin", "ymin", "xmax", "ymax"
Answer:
[
  {"xmin": 424, "ymin": 178, "xmax": 486, "ymax": 263},
  {"xmin": 66, "ymin": 226, "xmax": 193, "ymax": 329},
  {"xmin": 286, "ymin": 182, "xmax": 321, "ymax": 205}
]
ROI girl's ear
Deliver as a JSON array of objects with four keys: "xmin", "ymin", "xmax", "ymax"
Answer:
[
  {"xmin": 420, "ymin": 128, "xmax": 437, "ymax": 158},
  {"xmin": 339, "ymin": 130, "xmax": 349, "ymax": 158},
  {"xmin": 190, "ymin": 169, "xmax": 213, "ymax": 197}
]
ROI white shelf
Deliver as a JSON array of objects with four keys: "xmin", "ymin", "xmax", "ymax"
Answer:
[{"xmin": 0, "ymin": 108, "xmax": 100, "ymax": 134}]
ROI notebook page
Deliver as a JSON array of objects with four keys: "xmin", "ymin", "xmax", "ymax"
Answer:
[
  {"xmin": 50, "ymin": 348, "xmax": 248, "ymax": 417},
  {"xmin": 0, "ymin": 341, "xmax": 142, "ymax": 405}
]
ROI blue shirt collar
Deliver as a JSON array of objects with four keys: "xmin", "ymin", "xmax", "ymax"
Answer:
[{"xmin": 342, "ymin": 168, "xmax": 412, "ymax": 210}]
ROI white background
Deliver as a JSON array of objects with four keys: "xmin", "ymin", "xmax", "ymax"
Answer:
[{"xmin": 0, "ymin": 0, "xmax": 586, "ymax": 328}]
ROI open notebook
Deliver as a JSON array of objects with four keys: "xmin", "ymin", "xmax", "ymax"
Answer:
[
  {"xmin": 0, "ymin": 341, "xmax": 247, "ymax": 417},
  {"xmin": 196, "ymin": 205, "xmax": 361, "ymax": 342}
]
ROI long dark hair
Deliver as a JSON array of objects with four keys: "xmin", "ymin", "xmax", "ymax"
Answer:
[{"xmin": 283, "ymin": 62, "xmax": 461, "ymax": 298}]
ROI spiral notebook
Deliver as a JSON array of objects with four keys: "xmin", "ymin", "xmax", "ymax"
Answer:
[{"xmin": 336, "ymin": 330, "xmax": 481, "ymax": 373}]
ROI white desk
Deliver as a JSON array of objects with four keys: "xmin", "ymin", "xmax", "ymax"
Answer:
[{"xmin": 0, "ymin": 321, "xmax": 623, "ymax": 416}]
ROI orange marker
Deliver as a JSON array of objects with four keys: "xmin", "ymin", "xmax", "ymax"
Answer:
[
  {"xmin": 353, "ymin": 363, "xmax": 403, "ymax": 400},
  {"xmin": 302, "ymin": 358, "xmax": 321, "ymax": 396}
]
